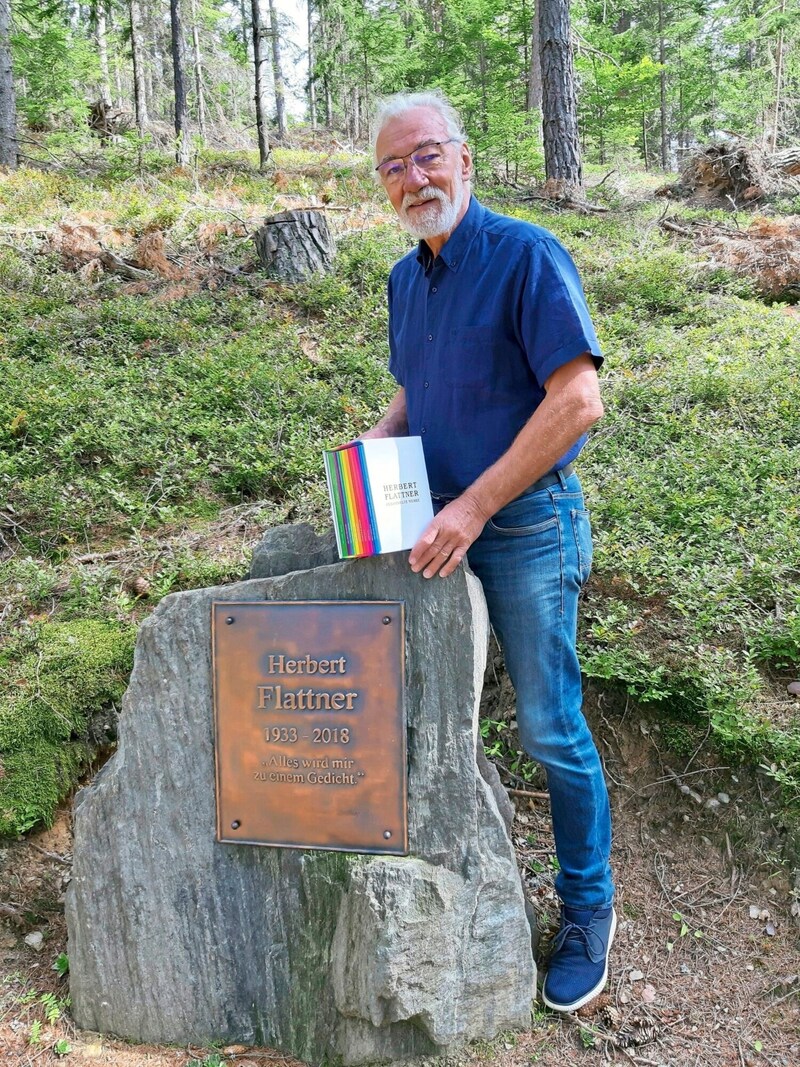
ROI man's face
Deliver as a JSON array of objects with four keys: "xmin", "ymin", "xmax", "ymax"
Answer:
[{"xmin": 375, "ymin": 107, "xmax": 472, "ymax": 242}]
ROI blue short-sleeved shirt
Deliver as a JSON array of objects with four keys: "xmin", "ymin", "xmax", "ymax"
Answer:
[{"xmin": 387, "ymin": 196, "xmax": 603, "ymax": 497}]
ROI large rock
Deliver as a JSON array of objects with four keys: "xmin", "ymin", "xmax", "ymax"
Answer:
[{"xmin": 67, "ymin": 526, "xmax": 535, "ymax": 1064}]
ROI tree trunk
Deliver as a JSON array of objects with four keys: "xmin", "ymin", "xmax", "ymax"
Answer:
[
  {"xmin": 109, "ymin": 8, "xmax": 124, "ymax": 107},
  {"xmin": 240, "ymin": 0, "xmax": 250, "ymax": 57},
  {"xmin": 97, "ymin": 10, "xmax": 113, "ymax": 107},
  {"xmin": 771, "ymin": 0, "xmax": 786, "ymax": 151},
  {"xmin": 144, "ymin": 15, "xmax": 156, "ymax": 118},
  {"xmin": 189, "ymin": 0, "xmax": 207, "ymax": 143},
  {"xmin": 658, "ymin": 0, "xmax": 668, "ymax": 170},
  {"xmin": 0, "ymin": 0, "xmax": 15, "ymax": 169},
  {"xmin": 539, "ymin": 0, "xmax": 582, "ymax": 196},
  {"xmin": 170, "ymin": 0, "xmax": 191, "ymax": 165},
  {"xmin": 251, "ymin": 0, "xmax": 271, "ymax": 167},
  {"xmin": 318, "ymin": 5, "xmax": 332, "ymax": 127},
  {"xmin": 307, "ymin": 0, "xmax": 316, "ymax": 127},
  {"xmin": 129, "ymin": 0, "xmax": 150, "ymax": 132},
  {"xmin": 526, "ymin": 8, "xmax": 542, "ymax": 117},
  {"xmin": 254, "ymin": 210, "xmax": 336, "ymax": 282},
  {"xmin": 268, "ymin": 0, "xmax": 287, "ymax": 138}
]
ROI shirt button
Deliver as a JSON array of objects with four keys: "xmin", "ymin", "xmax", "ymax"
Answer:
[
  {"xmin": 431, "ymin": 286, "xmax": 438, "ymax": 293},
  {"xmin": 421, "ymin": 427, "xmax": 426, "ymax": 434},
  {"xmin": 424, "ymin": 382, "xmax": 429, "ymax": 389},
  {"xmin": 427, "ymin": 334, "xmax": 433, "ymax": 341}
]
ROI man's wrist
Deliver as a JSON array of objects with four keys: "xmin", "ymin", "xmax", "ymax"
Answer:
[{"xmin": 458, "ymin": 486, "xmax": 493, "ymax": 526}]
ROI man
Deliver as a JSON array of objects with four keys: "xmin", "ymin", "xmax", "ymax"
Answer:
[{"xmin": 362, "ymin": 90, "xmax": 615, "ymax": 1014}]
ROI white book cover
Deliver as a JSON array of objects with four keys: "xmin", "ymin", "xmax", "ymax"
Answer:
[{"xmin": 323, "ymin": 436, "xmax": 434, "ymax": 558}]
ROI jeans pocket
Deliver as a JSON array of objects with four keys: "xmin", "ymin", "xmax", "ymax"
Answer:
[
  {"xmin": 570, "ymin": 508, "xmax": 593, "ymax": 586},
  {"xmin": 487, "ymin": 508, "xmax": 558, "ymax": 538}
]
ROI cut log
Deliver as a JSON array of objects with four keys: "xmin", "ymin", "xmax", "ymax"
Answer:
[{"xmin": 253, "ymin": 208, "xmax": 335, "ymax": 282}]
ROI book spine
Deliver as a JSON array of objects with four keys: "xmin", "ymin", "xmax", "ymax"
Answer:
[{"xmin": 323, "ymin": 450, "xmax": 347, "ymax": 558}]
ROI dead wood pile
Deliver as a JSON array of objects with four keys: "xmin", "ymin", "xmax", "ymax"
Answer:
[
  {"xmin": 660, "ymin": 214, "xmax": 800, "ymax": 298},
  {"xmin": 657, "ymin": 141, "xmax": 800, "ymax": 204}
]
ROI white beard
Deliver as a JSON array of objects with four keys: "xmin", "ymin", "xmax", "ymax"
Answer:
[{"xmin": 398, "ymin": 182, "xmax": 464, "ymax": 240}]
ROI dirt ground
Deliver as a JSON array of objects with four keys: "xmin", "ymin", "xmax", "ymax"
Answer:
[{"xmin": 1, "ymin": 688, "xmax": 798, "ymax": 1067}]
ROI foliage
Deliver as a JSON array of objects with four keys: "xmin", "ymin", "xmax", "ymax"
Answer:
[
  {"xmin": 1, "ymin": 150, "xmax": 799, "ymax": 836},
  {"xmin": 11, "ymin": 8, "xmax": 100, "ymax": 129},
  {"xmin": 186, "ymin": 1055, "xmax": 228, "ymax": 1067},
  {"xmin": 0, "ymin": 619, "xmax": 136, "ymax": 835}
]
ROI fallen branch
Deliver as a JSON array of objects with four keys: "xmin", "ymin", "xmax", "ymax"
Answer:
[
  {"xmin": 30, "ymin": 843, "xmax": 71, "ymax": 865},
  {"xmin": 508, "ymin": 787, "xmax": 550, "ymax": 801},
  {"xmin": 97, "ymin": 244, "xmax": 152, "ymax": 281}
]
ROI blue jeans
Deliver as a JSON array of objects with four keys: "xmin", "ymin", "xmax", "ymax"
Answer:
[{"xmin": 465, "ymin": 470, "xmax": 614, "ymax": 909}]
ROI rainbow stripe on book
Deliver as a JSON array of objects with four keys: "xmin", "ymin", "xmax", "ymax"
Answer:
[
  {"xmin": 323, "ymin": 437, "xmax": 433, "ymax": 560},
  {"xmin": 324, "ymin": 442, "xmax": 381, "ymax": 558}
]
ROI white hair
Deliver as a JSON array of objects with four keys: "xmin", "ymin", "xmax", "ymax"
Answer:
[{"xmin": 372, "ymin": 90, "xmax": 466, "ymax": 163}]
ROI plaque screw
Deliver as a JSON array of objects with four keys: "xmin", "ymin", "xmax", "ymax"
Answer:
[
  {"xmin": 231, "ymin": 820, "xmax": 241, "ymax": 829},
  {"xmin": 382, "ymin": 616, "xmax": 391, "ymax": 625},
  {"xmin": 383, "ymin": 830, "xmax": 392, "ymax": 839},
  {"xmin": 226, "ymin": 616, "xmax": 235, "ymax": 625}
]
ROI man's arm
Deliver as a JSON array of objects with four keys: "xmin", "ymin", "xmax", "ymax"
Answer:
[
  {"xmin": 359, "ymin": 387, "xmax": 409, "ymax": 440},
  {"xmin": 409, "ymin": 354, "xmax": 603, "ymax": 579}
]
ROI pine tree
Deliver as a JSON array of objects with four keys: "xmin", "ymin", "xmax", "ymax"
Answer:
[
  {"xmin": 0, "ymin": 0, "xmax": 15, "ymax": 168},
  {"xmin": 539, "ymin": 0, "xmax": 582, "ymax": 194}
]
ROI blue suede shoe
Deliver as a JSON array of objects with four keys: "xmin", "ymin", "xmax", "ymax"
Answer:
[{"xmin": 542, "ymin": 905, "xmax": 617, "ymax": 1012}]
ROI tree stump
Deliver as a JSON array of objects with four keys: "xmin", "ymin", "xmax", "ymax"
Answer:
[{"xmin": 254, "ymin": 209, "xmax": 336, "ymax": 282}]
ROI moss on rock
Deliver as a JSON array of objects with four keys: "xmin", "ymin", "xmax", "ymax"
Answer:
[{"xmin": 0, "ymin": 618, "xmax": 135, "ymax": 836}]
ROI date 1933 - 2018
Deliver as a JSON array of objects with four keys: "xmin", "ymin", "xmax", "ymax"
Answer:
[{"xmin": 265, "ymin": 726, "xmax": 351, "ymax": 745}]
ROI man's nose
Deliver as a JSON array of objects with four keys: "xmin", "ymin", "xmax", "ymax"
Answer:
[{"xmin": 402, "ymin": 158, "xmax": 429, "ymax": 192}]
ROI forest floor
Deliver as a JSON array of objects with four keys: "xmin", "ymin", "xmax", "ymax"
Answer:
[
  {"xmin": 1, "ymin": 145, "xmax": 799, "ymax": 1066},
  {"xmin": 1, "ymin": 680, "xmax": 798, "ymax": 1067}
]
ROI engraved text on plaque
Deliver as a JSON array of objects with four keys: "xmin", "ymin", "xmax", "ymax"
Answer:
[{"xmin": 212, "ymin": 600, "xmax": 407, "ymax": 854}]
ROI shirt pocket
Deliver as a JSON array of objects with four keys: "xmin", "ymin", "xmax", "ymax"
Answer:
[{"xmin": 445, "ymin": 326, "xmax": 496, "ymax": 388}]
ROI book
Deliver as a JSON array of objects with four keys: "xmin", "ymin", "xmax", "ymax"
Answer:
[{"xmin": 323, "ymin": 437, "xmax": 434, "ymax": 559}]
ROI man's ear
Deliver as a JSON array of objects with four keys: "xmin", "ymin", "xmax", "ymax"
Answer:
[{"xmin": 460, "ymin": 142, "xmax": 473, "ymax": 180}]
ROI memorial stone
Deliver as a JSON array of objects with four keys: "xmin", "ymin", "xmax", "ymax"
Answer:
[{"xmin": 66, "ymin": 525, "xmax": 536, "ymax": 1064}]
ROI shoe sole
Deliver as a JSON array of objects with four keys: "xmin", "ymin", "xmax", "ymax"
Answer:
[{"xmin": 541, "ymin": 908, "xmax": 618, "ymax": 1013}]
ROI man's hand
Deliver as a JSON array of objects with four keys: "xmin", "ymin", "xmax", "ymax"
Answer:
[{"xmin": 409, "ymin": 494, "xmax": 487, "ymax": 579}]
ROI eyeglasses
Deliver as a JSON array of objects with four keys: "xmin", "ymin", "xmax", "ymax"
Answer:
[{"xmin": 375, "ymin": 139, "xmax": 460, "ymax": 184}]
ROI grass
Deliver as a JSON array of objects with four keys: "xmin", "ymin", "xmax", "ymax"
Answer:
[{"xmin": 0, "ymin": 142, "xmax": 799, "ymax": 835}]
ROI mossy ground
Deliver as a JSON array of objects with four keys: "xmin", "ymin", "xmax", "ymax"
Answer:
[{"xmin": 0, "ymin": 145, "xmax": 798, "ymax": 837}]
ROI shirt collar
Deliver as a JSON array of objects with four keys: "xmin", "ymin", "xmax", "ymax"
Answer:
[{"xmin": 415, "ymin": 194, "xmax": 485, "ymax": 273}]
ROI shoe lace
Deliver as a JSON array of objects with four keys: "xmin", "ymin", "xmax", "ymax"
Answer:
[{"xmin": 551, "ymin": 917, "xmax": 607, "ymax": 964}]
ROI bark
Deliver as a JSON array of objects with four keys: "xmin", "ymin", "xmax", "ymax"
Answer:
[
  {"xmin": 97, "ymin": 10, "xmax": 113, "ymax": 107},
  {"xmin": 130, "ymin": 0, "xmax": 149, "ymax": 131},
  {"xmin": 170, "ymin": 0, "xmax": 191, "ymax": 165},
  {"xmin": 189, "ymin": 0, "xmax": 207, "ymax": 143},
  {"xmin": 659, "ymin": 0, "xmax": 668, "ymax": 170},
  {"xmin": 526, "ymin": 7, "xmax": 542, "ymax": 117},
  {"xmin": 254, "ymin": 209, "xmax": 336, "ymax": 282},
  {"xmin": 268, "ymin": 0, "xmax": 287, "ymax": 139},
  {"xmin": 538, "ymin": 0, "xmax": 582, "ymax": 195},
  {"xmin": 771, "ymin": 0, "xmax": 786, "ymax": 151},
  {"xmin": 318, "ymin": 5, "xmax": 332, "ymax": 126},
  {"xmin": 0, "ymin": 0, "xmax": 16, "ymax": 168},
  {"xmin": 307, "ymin": 0, "xmax": 316, "ymax": 127},
  {"xmin": 251, "ymin": 0, "xmax": 271, "ymax": 167},
  {"xmin": 109, "ymin": 8, "xmax": 124, "ymax": 107},
  {"xmin": 240, "ymin": 0, "xmax": 250, "ymax": 58}
]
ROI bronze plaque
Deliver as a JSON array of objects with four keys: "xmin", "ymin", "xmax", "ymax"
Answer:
[{"xmin": 212, "ymin": 600, "xmax": 407, "ymax": 854}]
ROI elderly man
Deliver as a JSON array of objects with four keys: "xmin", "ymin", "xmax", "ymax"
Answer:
[{"xmin": 362, "ymin": 90, "xmax": 614, "ymax": 1013}]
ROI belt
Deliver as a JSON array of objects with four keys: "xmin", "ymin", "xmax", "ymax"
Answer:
[
  {"xmin": 431, "ymin": 463, "xmax": 575, "ymax": 503},
  {"xmin": 524, "ymin": 461, "xmax": 574, "ymax": 495}
]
